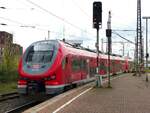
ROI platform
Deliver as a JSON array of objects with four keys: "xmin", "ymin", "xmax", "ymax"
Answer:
[{"xmin": 24, "ymin": 73, "xmax": 150, "ymax": 113}]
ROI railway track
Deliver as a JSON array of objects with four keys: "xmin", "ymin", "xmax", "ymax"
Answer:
[
  {"xmin": 0, "ymin": 92, "xmax": 19, "ymax": 102},
  {"xmin": 5, "ymin": 100, "xmax": 40, "ymax": 113},
  {"xmin": 0, "ymin": 92, "xmax": 55, "ymax": 113},
  {"xmin": 1, "ymin": 73, "xmax": 127, "ymax": 113}
]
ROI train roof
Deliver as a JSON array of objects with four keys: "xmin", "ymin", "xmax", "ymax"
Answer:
[
  {"xmin": 59, "ymin": 40, "xmax": 130, "ymax": 61},
  {"xmin": 59, "ymin": 40, "xmax": 97, "ymax": 58},
  {"xmin": 29, "ymin": 39, "xmax": 133, "ymax": 61}
]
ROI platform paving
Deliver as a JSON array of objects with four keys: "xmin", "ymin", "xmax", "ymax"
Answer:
[{"xmin": 24, "ymin": 73, "xmax": 150, "ymax": 113}]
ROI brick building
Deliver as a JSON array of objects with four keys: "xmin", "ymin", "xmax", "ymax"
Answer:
[{"xmin": 0, "ymin": 31, "xmax": 22, "ymax": 63}]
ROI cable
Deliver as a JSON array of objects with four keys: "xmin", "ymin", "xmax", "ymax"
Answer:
[
  {"xmin": 112, "ymin": 31, "xmax": 135, "ymax": 44},
  {"xmin": 0, "ymin": 16, "xmax": 24, "ymax": 25},
  {"xmin": 26, "ymin": 0, "xmax": 96, "ymax": 38},
  {"xmin": 0, "ymin": 18, "xmax": 92, "ymax": 41},
  {"xmin": 1, "ymin": 0, "xmax": 95, "ymax": 38},
  {"xmin": 112, "ymin": 29, "xmax": 136, "ymax": 32},
  {"xmin": 71, "ymin": 0, "xmax": 91, "ymax": 19},
  {"xmin": 15, "ymin": 0, "xmax": 35, "ymax": 10},
  {"xmin": 25, "ymin": 0, "xmax": 85, "ymax": 32}
]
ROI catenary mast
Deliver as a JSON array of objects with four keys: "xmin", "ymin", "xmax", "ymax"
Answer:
[{"xmin": 135, "ymin": 0, "xmax": 143, "ymax": 76}]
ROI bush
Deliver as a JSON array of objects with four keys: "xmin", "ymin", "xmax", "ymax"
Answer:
[
  {"xmin": 0, "ymin": 69, "xmax": 19, "ymax": 83},
  {"xmin": 0, "ymin": 44, "xmax": 20, "ymax": 83},
  {"xmin": 0, "ymin": 43, "xmax": 22, "ymax": 93}
]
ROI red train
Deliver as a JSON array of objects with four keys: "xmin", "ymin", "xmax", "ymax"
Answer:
[{"xmin": 18, "ymin": 40, "xmax": 133, "ymax": 94}]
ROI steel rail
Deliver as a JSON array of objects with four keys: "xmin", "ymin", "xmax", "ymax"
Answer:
[{"xmin": 0, "ymin": 92, "xmax": 19, "ymax": 102}]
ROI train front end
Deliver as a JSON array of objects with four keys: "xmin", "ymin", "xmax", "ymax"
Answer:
[{"xmin": 18, "ymin": 40, "xmax": 61, "ymax": 95}]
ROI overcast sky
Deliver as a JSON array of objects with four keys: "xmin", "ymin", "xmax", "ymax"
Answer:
[{"xmin": 0, "ymin": 0, "xmax": 150, "ymax": 57}]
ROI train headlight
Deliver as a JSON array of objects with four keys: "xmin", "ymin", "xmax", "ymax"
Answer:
[
  {"xmin": 44, "ymin": 76, "xmax": 51, "ymax": 81},
  {"xmin": 50, "ymin": 75, "xmax": 56, "ymax": 80},
  {"xmin": 44, "ymin": 75, "xmax": 56, "ymax": 81}
]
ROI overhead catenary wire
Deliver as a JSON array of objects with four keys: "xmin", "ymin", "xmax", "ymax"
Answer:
[
  {"xmin": 0, "ymin": 0, "xmax": 96, "ymax": 43},
  {"xmin": 71, "ymin": 0, "xmax": 91, "ymax": 19},
  {"xmin": 0, "ymin": 16, "xmax": 24, "ymax": 25},
  {"xmin": 0, "ymin": 15, "xmax": 134, "ymax": 45},
  {"xmin": 24, "ymin": 0, "xmax": 96, "ymax": 38},
  {"xmin": 0, "ymin": 17, "xmax": 92, "ymax": 41},
  {"xmin": 112, "ymin": 31, "xmax": 135, "ymax": 44},
  {"xmin": 1, "ymin": 0, "xmax": 95, "ymax": 38},
  {"xmin": 2, "ymin": 0, "xmax": 84, "ymax": 31},
  {"xmin": 15, "ymin": 0, "xmax": 35, "ymax": 9},
  {"xmin": 0, "ymin": 11, "xmax": 93, "ymax": 40},
  {"xmin": 25, "ymin": 0, "xmax": 86, "ymax": 32}
]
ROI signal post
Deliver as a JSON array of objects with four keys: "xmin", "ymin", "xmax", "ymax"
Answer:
[
  {"xmin": 106, "ymin": 11, "xmax": 112, "ymax": 88},
  {"xmin": 93, "ymin": 1, "xmax": 102, "ymax": 87}
]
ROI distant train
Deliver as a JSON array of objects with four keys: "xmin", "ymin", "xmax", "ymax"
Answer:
[{"xmin": 18, "ymin": 40, "xmax": 133, "ymax": 94}]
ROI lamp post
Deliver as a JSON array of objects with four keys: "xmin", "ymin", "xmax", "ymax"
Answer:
[
  {"xmin": 142, "ymin": 16, "xmax": 150, "ymax": 82},
  {"xmin": 20, "ymin": 25, "xmax": 36, "ymax": 28},
  {"xmin": 0, "ymin": 23, "xmax": 7, "ymax": 26},
  {"xmin": 48, "ymin": 30, "xmax": 50, "ymax": 40},
  {"xmin": 0, "ymin": 7, "xmax": 6, "ymax": 9}
]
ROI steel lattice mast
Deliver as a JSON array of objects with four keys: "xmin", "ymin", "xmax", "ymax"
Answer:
[{"xmin": 135, "ymin": 0, "xmax": 143, "ymax": 76}]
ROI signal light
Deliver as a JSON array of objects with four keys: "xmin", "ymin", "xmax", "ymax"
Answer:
[
  {"xmin": 93, "ymin": 1, "xmax": 102, "ymax": 29},
  {"xmin": 106, "ymin": 29, "xmax": 112, "ymax": 37}
]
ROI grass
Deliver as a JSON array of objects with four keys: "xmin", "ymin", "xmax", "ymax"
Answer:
[
  {"xmin": 0, "ymin": 82, "xmax": 17, "ymax": 94},
  {"xmin": 0, "ymin": 70, "xmax": 18, "ymax": 94}
]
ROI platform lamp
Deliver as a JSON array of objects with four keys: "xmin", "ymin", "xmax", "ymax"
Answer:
[{"xmin": 142, "ymin": 16, "xmax": 150, "ymax": 82}]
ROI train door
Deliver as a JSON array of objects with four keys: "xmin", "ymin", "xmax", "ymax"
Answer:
[
  {"xmin": 80, "ymin": 58, "xmax": 88, "ymax": 80},
  {"xmin": 86, "ymin": 58, "xmax": 90, "ymax": 79},
  {"xmin": 62, "ymin": 56, "xmax": 71, "ymax": 84},
  {"xmin": 89, "ymin": 58, "xmax": 97, "ymax": 77},
  {"xmin": 112, "ymin": 59, "xmax": 116, "ymax": 75},
  {"xmin": 124, "ymin": 59, "xmax": 129, "ymax": 72},
  {"xmin": 71, "ymin": 56, "xmax": 82, "ymax": 82}
]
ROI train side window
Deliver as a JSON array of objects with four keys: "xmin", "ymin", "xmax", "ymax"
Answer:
[
  {"xmin": 72, "ymin": 58, "xmax": 80, "ymax": 71},
  {"xmin": 81, "ymin": 59, "xmax": 87, "ymax": 70}
]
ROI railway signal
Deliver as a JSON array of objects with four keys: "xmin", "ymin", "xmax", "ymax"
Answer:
[
  {"xmin": 93, "ymin": 1, "xmax": 102, "ymax": 87},
  {"xmin": 93, "ymin": 2, "xmax": 102, "ymax": 29}
]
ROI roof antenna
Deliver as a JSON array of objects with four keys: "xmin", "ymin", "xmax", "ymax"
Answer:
[{"xmin": 62, "ymin": 38, "xmax": 65, "ymax": 42}]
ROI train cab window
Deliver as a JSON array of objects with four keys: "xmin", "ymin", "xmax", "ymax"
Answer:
[
  {"xmin": 25, "ymin": 42, "xmax": 56, "ymax": 63},
  {"xmin": 26, "ymin": 50, "xmax": 53, "ymax": 63}
]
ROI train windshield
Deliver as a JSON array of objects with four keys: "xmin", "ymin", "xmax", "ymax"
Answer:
[{"xmin": 26, "ymin": 42, "xmax": 55, "ymax": 63}]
